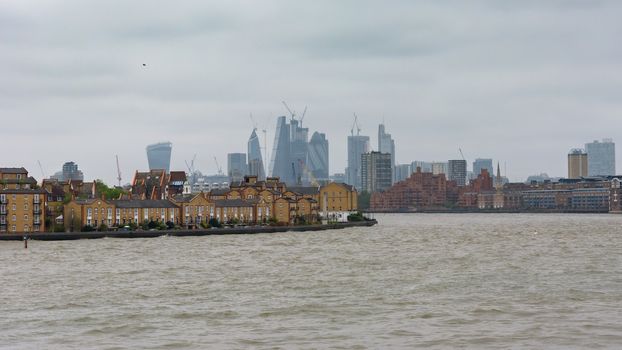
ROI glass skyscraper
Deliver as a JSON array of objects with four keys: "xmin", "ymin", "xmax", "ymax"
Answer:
[
  {"xmin": 146, "ymin": 142, "xmax": 172, "ymax": 173},
  {"xmin": 586, "ymin": 139, "xmax": 615, "ymax": 176}
]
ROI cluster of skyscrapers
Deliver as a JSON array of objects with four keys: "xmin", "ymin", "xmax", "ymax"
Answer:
[
  {"xmin": 268, "ymin": 116, "xmax": 329, "ymax": 185},
  {"xmin": 143, "ymin": 117, "xmax": 617, "ymax": 196}
]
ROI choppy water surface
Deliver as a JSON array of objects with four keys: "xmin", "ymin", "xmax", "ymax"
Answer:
[{"xmin": 1, "ymin": 214, "xmax": 622, "ymax": 349}]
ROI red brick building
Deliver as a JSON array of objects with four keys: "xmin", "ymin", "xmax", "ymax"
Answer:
[{"xmin": 370, "ymin": 167, "xmax": 450, "ymax": 211}]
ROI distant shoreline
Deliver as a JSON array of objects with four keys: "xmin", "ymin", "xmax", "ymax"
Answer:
[
  {"xmin": 0, "ymin": 220, "xmax": 377, "ymax": 241},
  {"xmin": 364, "ymin": 209, "xmax": 612, "ymax": 214}
]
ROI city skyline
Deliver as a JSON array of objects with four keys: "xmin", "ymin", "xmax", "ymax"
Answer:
[{"xmin": 3, "ymin": 1, "xmax": 622, "ymax": 184}]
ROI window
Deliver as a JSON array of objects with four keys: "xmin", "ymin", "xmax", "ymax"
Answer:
[
  {"xmin": 87, "ymin": 208, "xmax": 92, "ymax": 217},
  {"xmin": 0, "ymin": 194, "xmax": 4, "ymax": 202},
  {"xmin": 24, "ymin": 214, "xmax": 28, "ymax": 221},
  {"xmin": 12, "ymin": 215, "xmax": 16, "ymax": 222},
  {"xmin": 12, "ymin": 204, "xmax": 16, "ymax": 211},
  {"xmin": 11, "ymin": 225, "xmax": 16, "ymax": 232}
]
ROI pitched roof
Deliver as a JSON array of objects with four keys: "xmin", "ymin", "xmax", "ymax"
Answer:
[
  {"xmin": 111, "ymin": 199, "xmax": 179, "ymax": 208},
  {"xmin": 210, "ymin": 189, "xmax": 229, "ymax": 196},
  {"xmin": 214, "ymin": 199, "xmax": 255, "ymax": 207},
  {"xmin": 288, "ymin": 186, "xmax": 320, "ymax": 195},
  {"xmin": 171, "ymin": 193, "xmax": 204, "ymax": 203},
  {"xmin": 0, "ymin": 167, "xmax": 28, "ymax": 174},
  {"xmin": 168, "ymin": 171, "xmax": 187, "ymax": 183},
  {"xmin": 0, "ymin": 189, "xmax": 47, "ymax": 194}
]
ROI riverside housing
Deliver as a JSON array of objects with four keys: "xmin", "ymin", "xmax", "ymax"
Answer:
[{"xmin": 0, "ymin": 167, "xmax": 358, "ymax": 234}]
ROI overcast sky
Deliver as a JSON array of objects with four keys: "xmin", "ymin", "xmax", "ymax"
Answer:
[{"xmin": 2, "ymin": 0, "xmax": 621, "ymax": 184}]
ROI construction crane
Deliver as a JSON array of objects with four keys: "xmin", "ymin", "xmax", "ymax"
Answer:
[
  {"xmin": 115, "ymin": 155, "xmax": 122, "ymax": 187},
  {"xmin": 459, "ymin": 148, "xmax": 466, "ymax": 161},
  {"xmin": 282, "ymin": 100, "xmax": 296, "ymax": 120},
  {"xmin": 351, "ymin": 113, "xmax": 362, "ymax": 136},
  {"xmin": 213, "ymin": 156, "xmax": 224, "ymax": 176},
  {"xmin": 37, "ymin": 160, "xmax": 45, "ymax": 179},
  {"xmin": 299, "ymin": 106, "xmax": 308, "ymax": 127},
  {"xmin": 185, "ymin": 154, "xmax": 197, "ymax": 182}
]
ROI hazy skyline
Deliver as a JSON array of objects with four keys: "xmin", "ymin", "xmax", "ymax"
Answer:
[{"xmin": 2, "ymin": 0, "xmax": 621, "ymax": 184}]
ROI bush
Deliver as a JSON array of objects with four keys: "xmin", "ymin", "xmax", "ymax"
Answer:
[
  {"xmin": 82, "ymin": 225, "xmax": 95, "ymax": 232},
  {"xmin": 347, "ymin": 212, "xmax": 365, "ymax": 222},
  {"xmin": 200, "ymin": 221, "xmax": 210, "ymax": 229},
  {"xmin": 53, "ymin": 224, "xmax": 65, "ymax": 232},
  {"xmin": 208, "ymin": 218, "xmax": 221, "ymax": 228},
  {"xmin": 98, "ymin": 224, "xmax": 108, "ymax": 232},
  {"xmin": 165, "ymin": 221, "xmax": 175, "ymax": 229}
]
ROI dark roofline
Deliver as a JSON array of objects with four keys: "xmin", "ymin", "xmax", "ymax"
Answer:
[{"xmin": 111, "ymin": 200, "xmax": 179, "ymax": 208}]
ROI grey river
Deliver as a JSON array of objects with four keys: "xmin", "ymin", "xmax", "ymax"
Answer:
[{"xmin": 1, "ymin": 214, "xmax": 622, "ymax": 349}]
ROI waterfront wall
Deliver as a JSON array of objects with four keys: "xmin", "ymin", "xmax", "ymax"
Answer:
[{"xmin": 0, "ymin": 220, "xmax": 377, "ymax": 241}]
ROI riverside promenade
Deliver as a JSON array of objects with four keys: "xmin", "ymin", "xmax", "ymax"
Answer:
[{"xmin": 0, "ymin": 220, "xmax": 377, "ymax": 241}]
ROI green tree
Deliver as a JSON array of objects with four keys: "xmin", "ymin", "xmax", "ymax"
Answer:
[
  {"xmin": 94, "ymin": 180, "xmax": 126, "ymax": 200},
  {"xmin": 358, "ymin": 191, "xmax": 371, "ymax": 210}
]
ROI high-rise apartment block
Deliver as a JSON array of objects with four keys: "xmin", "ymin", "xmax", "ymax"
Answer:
[
  {"xmin": 411, "ymin": 161, "xmax": 432, "ymax": 173},
  {"xmin": 146, "ymin": 142, "xmax": 172, "ymax": 173},
  {"xmin": 473, "ymin": 158, "xmax": 493, "ymax": 178},
  {"xmin": 361, "ymin": 152, "xmax": 392, "ymax": 193},
  {"xmin": 432, "ymin": 162, "xmax": 448, "ymax": 175},
  {"xmin": 586, "ymin": 139, "xmax": 615, "ymax": 176},
  {"xmin": 568, "ymin": 148, "xmax": 588, "ymax": 179},
  {"xmin": 378, "ymin": 124, "xmax": 396, "ymax": 181},
  {"xmin": 346, "ymin": 135, "xmax": 370, "ymax": 190},
  {"xmin": 394, "ymin": 164, "xmax": 411, "ymax": 183},
  {"xmin": 227, "ymin": 153, "xmax": 247, "ymax": 183},
  {"xmin": 447, "ymin": 160, "xmax": 467, "ymax": 186}
]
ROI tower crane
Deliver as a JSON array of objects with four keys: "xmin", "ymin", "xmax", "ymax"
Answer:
[
  {"xmin": 459, "ymin": 148, "xmax": 466, "ymax": 161},
  {"xmin": 282, "ymin": 101, "xmax": 296, "ymax": 120},
  {"xmin": 115, "ymin": 155, "xmax": 122, "ymax": 187},
  {"xmin": 185, "ymin": 154, "xmax": 196, "ymax": 176},
  {"xmin": 37, "ymin": 160, "xmax": 46, "ymax": 179},
  {"xmin": 299, "ymin": 106, "xmax": 308, "ymax": 126},
  {"xmin": 213, "ymin": 156, "xmax": 224, "ymax": 176},
  {"xmin": 351, "ymin": 113, "xmax": 362, "ymax": 136}
]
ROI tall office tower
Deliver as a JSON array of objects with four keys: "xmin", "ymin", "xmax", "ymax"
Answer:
[
  {"xmin": 586, "ymin": 139, "xmax": 616, "ymax": 176},
  {"xmin": 227, "ymin": 153, "xmax": 247, "ymax": 183},
  {"xmin": 568, "ymin": 148, "xmax": 588, "ymax": 179},
  {"xmin": 394, "ymin": 164, "xmax": 411, "ymax": 182},
  {"xmin": 289, "ymin": 118, "xmax": 309, "ymax": 185},
  {"xmin": 269, "ymin": 116, "xmax": 292, "ymax": 183},
  {"xmin": 56, "ymin": 161, "xmax": 84, "ymax": 181},
  {"xmin": 146, "ymin": 142, "xmax": 172, "ymax": 173},
  {"xmin": 308, "ymin": 132, "xmax": 329, "ymax": 182},
  {"xmin": 361, "ymin": 152, "xmax": 393, "ymax": 193},
  {"xmin": 378, "ymin": 124, "xmax": 396, "ymax": 180},
  {"xmin": 346, "ymin": 135, "xmax": 370, "ymax": 190},
  {"xmin": 247, "ymin": 129, "xmax": 265, "ymax": 180},
  {"xmin": 447, "ymin": 160, "xmax": 467, "ymax": 186},
  {"xmin": 472, "ymin": 158, "xmax": 493, "ymax": 177},
  {"xmin": 431, "ymin": 162, "xmax": 448, "ymax": 175},
  {"xmin": 411, "ymin": 161, "xmax": 433, "ymax": 173}
]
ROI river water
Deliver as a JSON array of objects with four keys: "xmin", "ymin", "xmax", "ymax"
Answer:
[{"xmin": 1, "ymin": 214, "xmax": 621, "ymax": 349}]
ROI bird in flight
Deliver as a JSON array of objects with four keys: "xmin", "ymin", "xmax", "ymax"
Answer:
[{"xmin": 142, "ymin": 63, "xmax": 147, "ymax": 67}]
